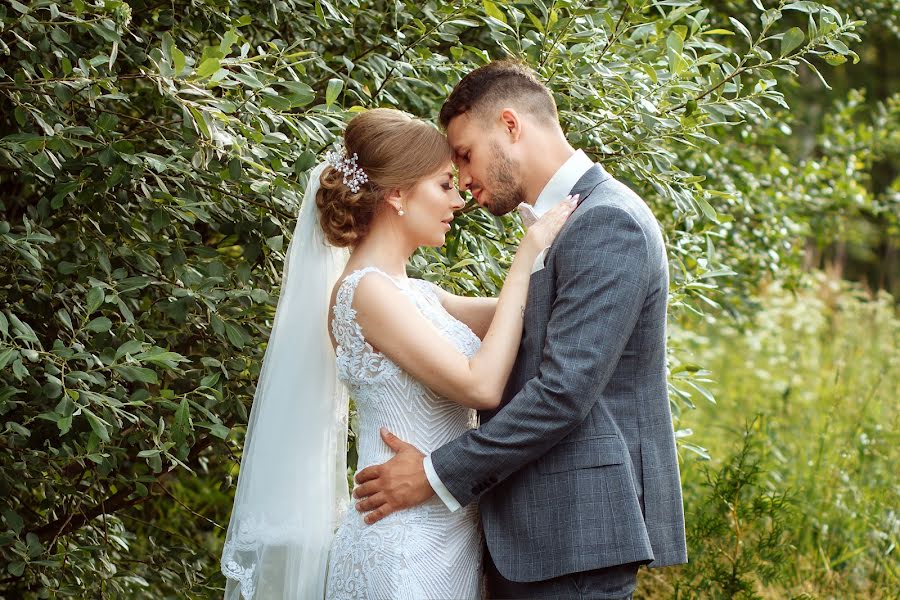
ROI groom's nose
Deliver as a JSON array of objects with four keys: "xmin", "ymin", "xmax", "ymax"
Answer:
[{"xmin": 457, "ymin": 165, "xmax": 473, "ymax": 191}]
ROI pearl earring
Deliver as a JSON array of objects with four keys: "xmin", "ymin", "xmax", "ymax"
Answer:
[{"xmin": 397, "ymin": 208, "xmax": 405, "ymax": 216}]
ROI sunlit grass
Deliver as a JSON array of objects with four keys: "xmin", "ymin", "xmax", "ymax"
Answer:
[{"xmin": 640, "ymin": 274, "xmax": 899, "ymax": 598}]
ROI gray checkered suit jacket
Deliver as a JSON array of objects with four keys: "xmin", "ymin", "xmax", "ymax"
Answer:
[{"xmin": 431, "ymin": 164, "xmax": 687, "ymax": 582}]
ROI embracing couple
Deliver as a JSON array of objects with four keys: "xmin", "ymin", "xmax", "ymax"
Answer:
[{"xmin": 221, "ymin": 60, "xmax": 687, "ymax": 600}]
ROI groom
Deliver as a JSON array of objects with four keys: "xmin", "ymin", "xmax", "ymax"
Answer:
[{"xmin": 353, "ymin": 60, "xmax": 687, "ymax": 598}]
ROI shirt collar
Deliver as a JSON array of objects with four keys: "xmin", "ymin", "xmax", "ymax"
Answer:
[{"xmin": 531, "ymin": 150, "xmax": 594, "ymax": 217}]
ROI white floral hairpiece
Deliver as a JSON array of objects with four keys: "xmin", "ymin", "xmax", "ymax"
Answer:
[{"xmin": 324, "ymin": 147, "xmax": 369, "ymax": 193}]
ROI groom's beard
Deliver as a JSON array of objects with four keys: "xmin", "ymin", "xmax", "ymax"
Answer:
[{"xmin": 485, "ymin": 141, "xmax": 527, "ymax": 216}]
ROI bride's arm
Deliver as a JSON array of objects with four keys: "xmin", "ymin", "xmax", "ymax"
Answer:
[
  {"xmin": 431, "ymin": 290, "xmax": 496, "ymax": 340},
  {"xmin": 352, "ymin": 201, "xmax": 574, "ymax": 411}
]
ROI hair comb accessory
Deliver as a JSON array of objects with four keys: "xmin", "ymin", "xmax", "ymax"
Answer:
[{"xmin": 324, "ymin": 147, "xmax": 369, "ymax": 193}]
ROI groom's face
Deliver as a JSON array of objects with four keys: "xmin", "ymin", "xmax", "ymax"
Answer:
[{"xmin": 447, "ymin": 113, "xmax": 527, "ymax": 216}]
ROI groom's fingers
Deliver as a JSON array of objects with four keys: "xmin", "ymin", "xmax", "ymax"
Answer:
[
  {"xmin": 355, "ymin": 492, "xmax": 387, "ymax": 513},
  {"xmin": 354, "ymin": 464, "xmax": 380, "ymax": 485},
  {"xmin": 352, "ymin": 479, "xmax": 380, "ymax": 499},
  {"xmin": 380, "ymin": 427, "xmax": 410, "ymax": 452},
  {"xmin": 364, "ymin": 504, "xmax": 394, "ymax": 526}
]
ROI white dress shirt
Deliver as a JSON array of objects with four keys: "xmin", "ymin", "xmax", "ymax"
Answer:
[{"xmin": 424, "ymin": 150, "xmax": 595, "ymax": 512}]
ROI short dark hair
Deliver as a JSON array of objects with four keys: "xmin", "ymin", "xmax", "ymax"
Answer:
[{"xmin": 438, "ymin": 60, "xmax": 558, "ymax": 129}]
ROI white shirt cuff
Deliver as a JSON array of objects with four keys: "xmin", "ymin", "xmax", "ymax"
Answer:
[
  {"xmin": 423, "ymin": 454, "xmax": 461, "ymax": 512},
  {"xmin": 531, "ymin": 247, "xmax": 548, "ymax": 274}
]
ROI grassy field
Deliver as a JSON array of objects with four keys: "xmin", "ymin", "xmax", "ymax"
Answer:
[{"xmin": 638, "ymin": 275, "xmax": 899, "ymax": 599}]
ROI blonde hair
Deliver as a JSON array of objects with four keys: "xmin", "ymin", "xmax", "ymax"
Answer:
[{"xmin": 316, "ymin": 109, "xmax": 452, "ymax": 247}]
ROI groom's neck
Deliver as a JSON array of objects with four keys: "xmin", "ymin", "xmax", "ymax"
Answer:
[{"xmin": 521, "ymin": 133, "xmax": 578, "ymax": 206}]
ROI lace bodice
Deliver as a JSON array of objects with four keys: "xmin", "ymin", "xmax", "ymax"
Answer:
[
  {"xmin": 325, "ymin": 267, "xmax": 484, "ymax": 599},
  {"xmin": 331, "ymin": 267, "xmax": 480, "ymax": 462}
]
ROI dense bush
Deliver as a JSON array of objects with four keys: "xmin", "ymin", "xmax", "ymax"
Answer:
[{"xmin": 0, "ymin": 0, "xmax": 887, "ymax": 596}]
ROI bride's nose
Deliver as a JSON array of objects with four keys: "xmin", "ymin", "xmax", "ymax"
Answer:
[{"xmin": 450, "ymin": 189, "xmax": 465, "ymax": 211}]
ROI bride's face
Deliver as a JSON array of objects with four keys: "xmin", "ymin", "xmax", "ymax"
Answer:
[{"xmin": 401, "ymin": 163, "xmax": 464, "ymax": 247}]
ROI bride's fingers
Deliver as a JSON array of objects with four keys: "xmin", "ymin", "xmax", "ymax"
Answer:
[{"xmin": 355, "ymin": 491, "xmax": 387, "ymax": 513}]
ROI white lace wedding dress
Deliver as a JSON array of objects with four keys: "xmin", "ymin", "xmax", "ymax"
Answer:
[{"xmin": 324, "ymin": 267, "xmax": 483, "ymax": 600}]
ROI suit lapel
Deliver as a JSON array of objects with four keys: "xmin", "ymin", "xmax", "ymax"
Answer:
[
  {"xmin": 570, "ymin": 164, "xmax": 612, "ymax": 206},
  {"xmin": 541, "ymin": 164, "xmax": 612, "ymax": 264}
]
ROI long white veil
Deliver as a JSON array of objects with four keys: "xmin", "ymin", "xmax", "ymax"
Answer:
[{"xmin": 221, "ymin": 162, "xmax": 351, "ymax": 599}]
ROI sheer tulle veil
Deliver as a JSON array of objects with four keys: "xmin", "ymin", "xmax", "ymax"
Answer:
[{"xmin": 221, "ymin": 162, "xmax": 351, "ymax": 599}]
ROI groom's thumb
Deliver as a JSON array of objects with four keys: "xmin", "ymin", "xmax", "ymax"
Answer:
[{"xmin": 380, "ymin": 427, "xmax": 405, "ymax": 452}]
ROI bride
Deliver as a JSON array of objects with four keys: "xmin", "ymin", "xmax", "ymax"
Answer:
[{"xmin": 221, "ymin": 108, "xmax": 574, "ymax": 599}]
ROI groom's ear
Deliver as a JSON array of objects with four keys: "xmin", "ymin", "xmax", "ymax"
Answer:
[{"xmin": 499, "ymin": 108, "xmax": 523, "ymax": 143}]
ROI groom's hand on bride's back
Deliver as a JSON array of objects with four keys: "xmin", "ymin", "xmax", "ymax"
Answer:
[{"xmin": 352, "ymin": 428, "xmax": 435, "ymax": 525}]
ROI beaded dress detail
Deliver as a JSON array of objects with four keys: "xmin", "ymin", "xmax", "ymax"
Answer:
[{"xmin": 325, "ymin": 267, "xmax": 483, "ymax": 600}]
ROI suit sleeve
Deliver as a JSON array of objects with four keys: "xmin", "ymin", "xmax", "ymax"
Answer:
[{"xmin": 430, "ymin": 204, "xmax": 651, "ymax": 507}]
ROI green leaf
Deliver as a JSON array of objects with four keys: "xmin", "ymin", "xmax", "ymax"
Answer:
[
  {"xmin": 172, "ymin": 47, "xmax": 186, "ymax": 74},
  {"xmin": 694, "ymin": 195, "xmax": 719, "ymax": 222},
  {"xmin": 83, "ymin": 408, "xmax": 111, "ymax": 442},
  {"xmin": 189, "ymin": 106, "xmax": 210, "ymax": 138},
  {"xmin": 728, "ymin": 17, "xmax": 752, "ymax": 43},
  {"xmin": 26, "ymin": 533, "xmax": 42, "ymax": 558},
  {"xmin": 136, "ymin": 349, "xmax": 188, "ymax": 368},
  {"xmin": 114, "ymin": 365, "xmax": 159, "ymax": 384},
  {"xmin": 86, "ymin": 316, "xmax": 112, "ymax": 333},
  {"xmin": 2, "ymin": 509, "xmax": 23, "ymax": 534},
  {"xmin": 115, "ymin": 340, "xmax": 144, "ymax": 359},
  {"xmin": 780, "ymin": 27, "xmax": 804, "ymax": 56},
  {"xmin": 483, "ymin": 0, "xmax": 507, "ymax": 24},
  {"xmin": 679, "ymin": 442, "xmax": 711, "ymax": 460},
  {"xmin": 209, "ymin": 423, "xmax": 231, "ymax": 439},
  {"xmin": 0, "ymin": 313, "xmax": 7, "ymax": 338},
  {"xmin": 57, "ymin": 414, "xmax": 72, "ymax": 435},
  {"xmin": 219, "ymin": 29, "xmax": 239, "ymax": 54},
  {"xmin": 87, "ymin": 286, "xmax": 105, "ymax": 314},
  {"xmin": 173, "ymin": 397, "xmax": 191, "ymax": 443},
  {"xmin": 666, "ymin": 31, "xmax": 683, "ymax": 54},
  {"xmin": 277, "ymin": 81, "xmax": 315, "ymax": 107},
  {"xmin": 266, "ymin": 235, "xmax": 283, "ymax": 252},
  {"xmin": 50, "ymin": 28, "xmax": 71, "ymax": 44},
  {"xmin": 224, "ymin": 322, "xmax": 246, "ymax": 349},
  {"xmin": 783, "ymin": 1, "xmax": 818, "ymax": 13},
  {"xmin": 9, "ymin": 0, "xmax": 29, "ymax": 14},
  {"xmin": 8, "ymin": 314, "xmax": 38, "ymax": 342},
  {"xmin": 92, "ymin": 22, "xmax": 121, "ymax": 43},
  {"xmin": 196, "ymin": 57, "xmax": 221, "ymax": 78},
  {"xmin": 0, "ymin": 349, "xmax": 17, "ymax": 370},
  {"xmin": 325, "ymin": 78, "xmax": 344, "ymax": 106},
  {"xmin": 228, "ymin": 158, "xmax": 242, "ymax": 180}
]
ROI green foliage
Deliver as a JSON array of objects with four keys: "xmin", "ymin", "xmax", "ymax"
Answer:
[
  {"xmin": 0, "ymin": 0, "xmax": 884, "ymax": 596},
  {"xmin": 643, "ymin": 277, "xmax": 899, "ymax": 598},
  {"xmin": 668, "ymin": 418, "xmax": 797, "ymax": 600}
]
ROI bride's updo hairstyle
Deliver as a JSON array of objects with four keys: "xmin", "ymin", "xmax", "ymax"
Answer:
[{"xmin": 316, "ymin": 108, "xmax": 452, "ymax": 248}]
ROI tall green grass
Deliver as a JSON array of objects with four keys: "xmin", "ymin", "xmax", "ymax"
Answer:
[{"xmin": 641, "ymin": 275, "xmax": 899, "ymax": 599}]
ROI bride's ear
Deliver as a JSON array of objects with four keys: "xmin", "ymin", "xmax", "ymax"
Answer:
[{"xmin": 384, "ymin": 188, "xmax": 404, "ymax": 215}]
